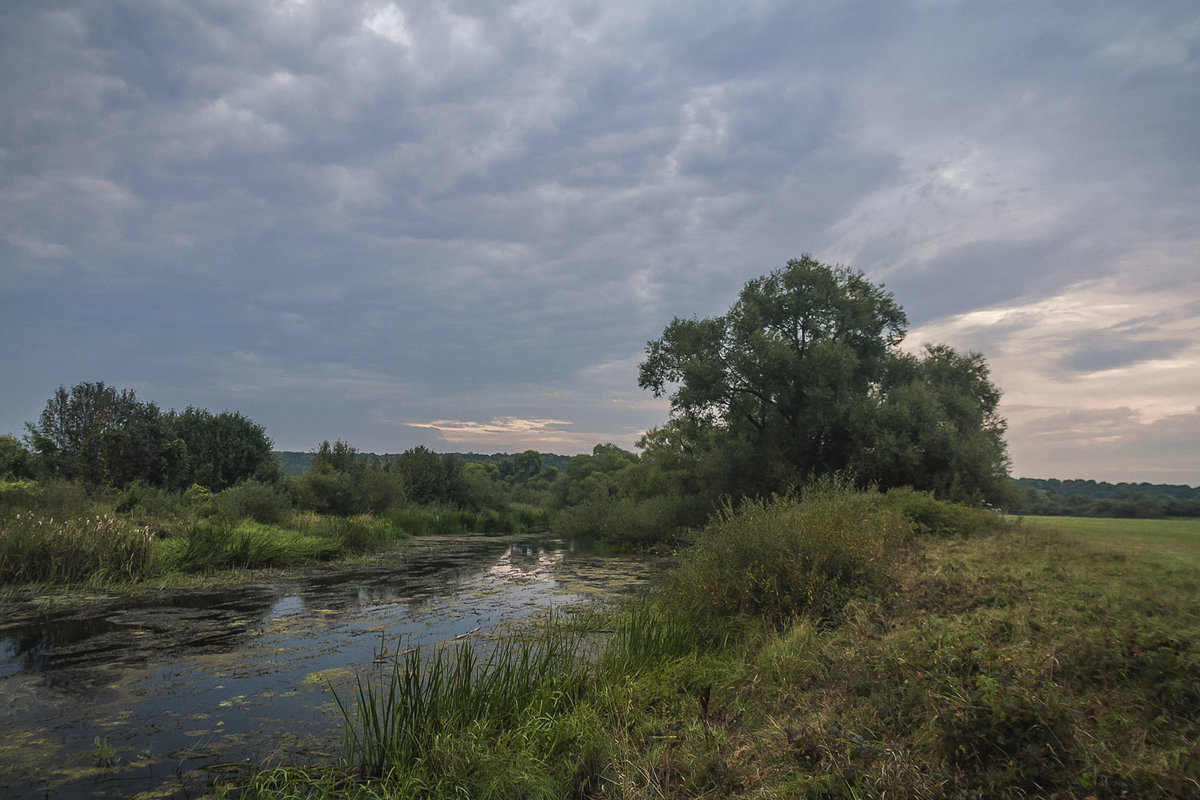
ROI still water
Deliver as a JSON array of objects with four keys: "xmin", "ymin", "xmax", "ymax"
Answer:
[{"xmin": 0, "ymin": 534, "xmax": 664, "ymax": 798}]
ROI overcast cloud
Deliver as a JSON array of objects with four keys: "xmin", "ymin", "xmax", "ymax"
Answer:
[{"xmin": 2, "ymin": 0, "xmax": 1197, "ymax": 484}]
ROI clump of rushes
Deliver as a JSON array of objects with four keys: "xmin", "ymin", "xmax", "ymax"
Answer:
[
  {"xmin": 662, "ymin": 480, "xmax": 911, "ymax": 624},
  {"xmin": 0, "ymin": 511, "xmax": 157, "ymax": 584},
  {"xmin": 335, "ymin": 632, "xmax": 590, "ymax": 784}
]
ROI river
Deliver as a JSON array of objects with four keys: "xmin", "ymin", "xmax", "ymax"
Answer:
[{"xmin": 0, "ymin": 533, "xmax": 666, "ymax": 799}]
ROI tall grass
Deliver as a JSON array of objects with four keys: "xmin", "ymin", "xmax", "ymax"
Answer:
[
  {"xmin": 152, "ymin": 513, "xmax": 417, "ymax": 574},
  {"xmin": 0, "ymin": 511, "xmax": 158, "ymax": 584},
  {"xmin": 386, "ymin": 505, "xmax": 551, "ymax": 536},
  {"xmin": 336, "ymin": 632, "xmax": 587, "ymax": 779},
  {"xmin": 663, "ymin": 481, "xmax": 911, "ymax": 623},
  {"xmin": 598, "ymin": 603, "xmax": 731, "ymax": 675}
]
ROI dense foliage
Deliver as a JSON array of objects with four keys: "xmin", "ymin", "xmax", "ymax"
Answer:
[
  {"xmin": 22, "ymin": 382, "xmax": 278, "ymax": 491},
  {"xmin": 639, "ymin": 257, "xmax": 1015, "ymax": 508},
  {"xmin": 1016, "ymin": 477, "xmax": 1200, "ymax": 518}
]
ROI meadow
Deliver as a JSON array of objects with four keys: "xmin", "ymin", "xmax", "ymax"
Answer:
[{"xmin": 220, "ymin": 495, "xmax": 1200, "ymax": 799}]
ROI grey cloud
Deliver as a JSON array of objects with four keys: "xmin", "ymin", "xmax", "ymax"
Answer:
[
  {"xmin": 3, "ymin": 0, "xmax": 1198, "ymax": 475},
  {"xmin": 1059, "ymin": 339, "xmax": 1191, "ymax": 374}
]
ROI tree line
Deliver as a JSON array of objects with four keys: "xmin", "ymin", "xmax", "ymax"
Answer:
[
  {"xmin": 1016, "ymin": 478, "xmax": 1200, "ymax": 518},
  {"xmin": 3, "ymin": 382, "xmax": 278, "ymax": 491},
  {"xmin": 4, "ymin": 256, "xmax": 1030, "ymax": 538}
]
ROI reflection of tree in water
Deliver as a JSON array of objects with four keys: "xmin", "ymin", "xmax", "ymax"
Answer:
[
  {"xmin": 0, "ymin": 614, "xmax": 124, "ymax": 675},
  {"xmin": 484, "ymin": 545, "xmax": 565, "ymax": 584},
  {"xmin": 294, "ymin": 537, "xmax": 542, "ymax": 611}
]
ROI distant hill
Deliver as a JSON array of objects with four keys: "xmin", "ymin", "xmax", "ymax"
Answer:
[{"xmin": 274, "ymin": 450, "xmax": 574, "ymax": 477}]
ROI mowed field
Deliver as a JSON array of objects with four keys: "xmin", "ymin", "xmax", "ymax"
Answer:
[{"xmin": 1018, "ymin": 514, "xmax": 1200, "ymax": 559}]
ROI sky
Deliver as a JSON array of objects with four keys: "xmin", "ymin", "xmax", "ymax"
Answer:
[{"xmin": 2, "ymin": 1, "xmax": 1198, "ymax": 485}]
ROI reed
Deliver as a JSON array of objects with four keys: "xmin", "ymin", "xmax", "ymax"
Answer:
[
  {"xmin": 0, "ymin": 510, "xmax": 157, "ymax": 584},
  {"xmin": 598, "ymin": 602, "xmax": 725, "ymax": 675},
  {"xmin": 336, "ymin": 632, "xmax": 585, "ymax": 779}
]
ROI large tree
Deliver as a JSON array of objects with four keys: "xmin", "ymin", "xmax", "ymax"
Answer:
[
  {"xmin": 25, "ymin": 383, "xmax": 278, "ymax": 491},
  {"xmin": 638, "ymin": 256, "xmax": 1012, "ymax": 505},
  {"xmin": 25, "ymin": 382, "xmax": 169, "ymax": 488},
  {"xmin": 166, "ymin": 407, "xmax": 279, "ymax": 491}
]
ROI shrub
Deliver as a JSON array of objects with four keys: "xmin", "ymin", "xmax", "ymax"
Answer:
[
  {"xmin": 552, "ymin": 494, "xmax": 684, "ymax": 546},
  {"xmin": 662, "ymin": 481, "xmax": 910, "ymax": 623},
  {"xmin": 883, "ymin": 487, "xmax": 1003, "ymax": 536},
  {"xmin": 113, "ymin": 481, "xmax": 185, "ymax": 518},
  {"xmin": 42, "ymin": 479, "xmax": 92, "ymax": 516},
  {"xmin": 217, "ymin": 480, "xmax": 290, "ymax": 524},
  {"xmin": 287, "ymin": 469, "xmax": 360, "ymax": 515},
  {"xmin": 0, "ymin": 480, "xmax": 40, "ymax": 513}
]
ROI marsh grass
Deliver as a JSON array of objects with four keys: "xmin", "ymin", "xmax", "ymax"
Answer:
[
  {"xmin": 661, "ymin": 482, "xmax": 912, "ymax": 623},
  {"xmin": 336, "ymin": 632, "xmax": 588, "ymax": 781},
  {"xmin": 385, "ymin": 505, "xmax": 551, "ymax": 536},
  {"xmin": 0, "ymin": 511, "xmax": 157, "ymax": 584}
]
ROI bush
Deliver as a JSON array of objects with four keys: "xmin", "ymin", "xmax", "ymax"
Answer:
[
  {"xmin": 12, "ymin": 479, "xmax": 91, "ymax": 519},
  {"xmin": 883, "ymin": 487, "xmax": 1003, "ymax": 536},
  {"xmin": 0, "ymin": 480, "xmax": 40, "ymax": 513},
  {"xmin": 662, "ymin": 481, "xmax": 911, "ymax": 623},
  {"xmin": 217, "ymin": 480, "xmax": 290, "ymax": 524},
  {"xmin": 552, "ymin": 494, "xmax": 686, "ymax": 546},
  {"xmin": 287, "ymin": 469, "xmax": 360, "ymax": 515},
  {"xmin": 113, "ymin": 481, "xmax": 185, "ymax": 518}
]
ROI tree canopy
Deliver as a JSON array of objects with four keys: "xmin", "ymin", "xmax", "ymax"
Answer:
[
  {"xmin": 638, "ymin": 256, "xmax": 1013, "ymax": 505},
  {"xmin": 24, "ymin": 382, "xmax": 278, "ymax": 491}
]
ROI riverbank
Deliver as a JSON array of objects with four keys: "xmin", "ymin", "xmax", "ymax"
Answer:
[
  {"xmin": 226, "ymin": 497, "xmax": 1200, "ymax": 799},
  {"xmin": 0, "ymin": 480, "xmax": 555, "ymax": 591}
]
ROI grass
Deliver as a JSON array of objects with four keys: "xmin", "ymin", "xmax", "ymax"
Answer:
[
  {"xmin": 0, "ymin": 511, "xmax": 157, "ymax": 584},
  {"xmin": 219, "ymin": 494, "xmax": 1200, "ymax": 799},
  {"xmin": 0, "ymin": 477, "xmax": 558, "ymax": 588},
  {"xmin": 336, "ymin": 633, "xmax": 588, "ymax": 780},
  {"xmin": 386, "ymin": 504, "xmax": 553, "ymax": 536},
  {"xmin": 1018, "ymin": 514, "xmax": 1200, "ymax": 555},
  {"xmin": 662, "ymin": 482, "xmax": 912, "ymax": 623}
]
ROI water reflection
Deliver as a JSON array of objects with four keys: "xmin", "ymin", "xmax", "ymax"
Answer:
[{"xmin": 0, "ymin": 534, "xmax": 664, "ymax": 800}]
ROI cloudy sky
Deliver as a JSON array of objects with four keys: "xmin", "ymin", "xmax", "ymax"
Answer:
[{"xmin": 2, "ymin": 1, "xmax": 1197, "ymax": 485}]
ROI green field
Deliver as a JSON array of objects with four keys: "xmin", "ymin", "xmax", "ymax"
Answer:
[
  {"xmin": 1018, "ymin": 514, "xmax": 1200, "ymax": 575},
  {"xmin": 1020, "ymin": 514, "xmax": 1200, "ymax": 549}
]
